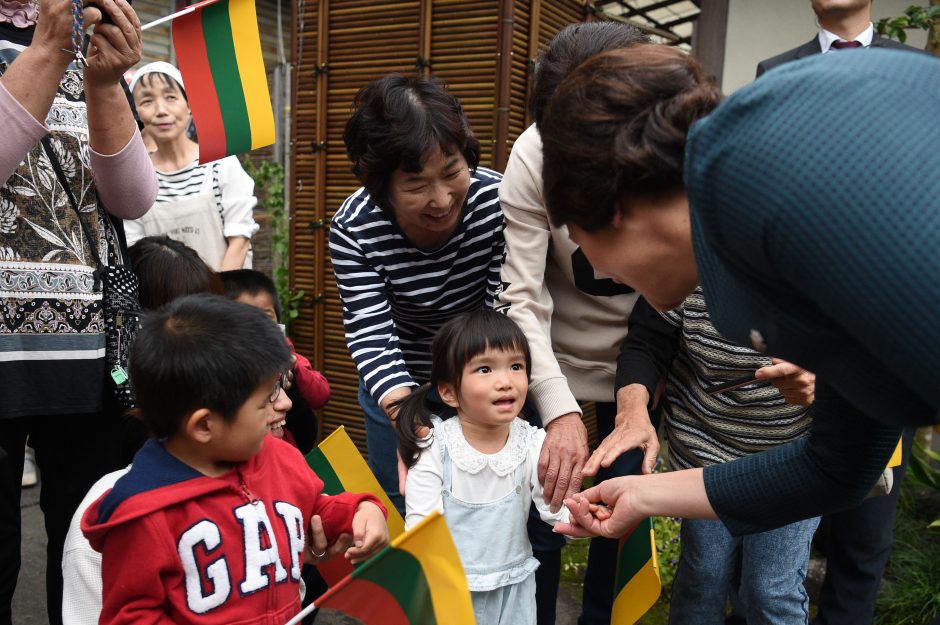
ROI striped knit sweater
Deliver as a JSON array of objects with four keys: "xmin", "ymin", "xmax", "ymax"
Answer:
[
  {"xmin": 661, "ymin": 288, "xmax": 812, "ymax": 470},
  {"xmin": 329, "ymin": 167, "xmax": 504, "ymax": 403}
]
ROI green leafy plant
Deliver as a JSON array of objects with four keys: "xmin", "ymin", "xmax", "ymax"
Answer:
[
  {"xmin": 653, "ymin": 515, "xmax": 682, "ymax": 597},
  {"xmin": 907, "ymin": 436, "xmax": 940, "ymax": 530},
  {"xmin": 240, "ymin": 158, "xmax": 304, "ymax": 331},
  {"xmin": 873, "ymin": 474, "xmax": 940, "ymax": 625},
  {"xmin": 876, "ymin": 3, "xmax": 940, "ymax": 45}
]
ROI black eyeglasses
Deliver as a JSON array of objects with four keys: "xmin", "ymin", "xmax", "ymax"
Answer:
[{"xmin": 269, "ymin": 371, "xmax": 291, "ymax": 404}]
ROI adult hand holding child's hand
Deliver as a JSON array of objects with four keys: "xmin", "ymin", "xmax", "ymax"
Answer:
[
  {"xmin": 553, "ymin": 478, "xmax": 641, "ymax": 540},
  {"xmin": 345, "ymin": 501, "xmax": 389, "ymax": 564}
]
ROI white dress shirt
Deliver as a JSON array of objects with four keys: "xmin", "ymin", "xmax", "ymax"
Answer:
[{"xmin": 819, "ymin": 22, "xmax": 874, "ymax": 53}]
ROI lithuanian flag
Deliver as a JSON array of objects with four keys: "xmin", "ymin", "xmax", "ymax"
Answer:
[
  {"xmin": 611, "ymin": 517, "xmax": 661, "ymax": 624},
  {"xmin": 306, "ymin": 427, "xmax": 406, "ymax": 585},
  {"xmin": 314, "ymin": 512, "xmax": 474, "ymax": 624},
  {"xmin": 171, "ymin": 0, "xmax": 275, "ymax": 162}
]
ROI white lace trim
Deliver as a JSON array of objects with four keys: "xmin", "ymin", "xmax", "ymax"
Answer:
[{"xmin": 438, "ymin": 416, "xmax": 532, "ymax": 477}]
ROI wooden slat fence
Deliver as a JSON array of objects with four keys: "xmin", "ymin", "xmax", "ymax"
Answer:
[{"xmin": 290, "ymin": 0, "xmax": 599, "ymax": 453}]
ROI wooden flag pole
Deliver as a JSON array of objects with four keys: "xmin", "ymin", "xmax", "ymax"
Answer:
[
  {"xmin": 140, "ymin": 0, "xmax": 222, "ymax": 31},
  {"xmin": 140, "ymin": 6, "xmax": 196, "ymax": 30},
  {"xmin": 283, "ymin": 601, "xmax": 317, "ymax": 625}
]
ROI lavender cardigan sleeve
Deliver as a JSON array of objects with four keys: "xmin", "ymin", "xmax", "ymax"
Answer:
[
  {"xmin": 0, "ymin": 82, "xmax": 156, "ymax": 219},
  {"xmin": 0, "ymin": 80, "xmax": 46, "ymax": 183}
]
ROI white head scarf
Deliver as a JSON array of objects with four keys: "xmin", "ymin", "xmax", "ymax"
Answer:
[{"xmin": 129, "ymin": 61, "xmax": 185, "ymax": 95}]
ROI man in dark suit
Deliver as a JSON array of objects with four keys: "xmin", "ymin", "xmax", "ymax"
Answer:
[
  {"xmin": 757, "ymin": 0, "xmax": 920, "ymax": 77},
  {"xmin": 755, "ymin": 4, "xmax": 925, "ymax": 624}
]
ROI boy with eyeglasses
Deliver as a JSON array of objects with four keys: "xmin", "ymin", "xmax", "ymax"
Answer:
[{"xmin": 80, "ymin": 294, "xmax": 388, "ymax": 625}]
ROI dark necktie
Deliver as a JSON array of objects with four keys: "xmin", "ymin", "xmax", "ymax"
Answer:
[{"xmin": 831, "ymin": 40, "xmax": 864, "ymax": 50}]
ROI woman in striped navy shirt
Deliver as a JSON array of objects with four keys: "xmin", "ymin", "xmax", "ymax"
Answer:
[{"xmin": 330, "ymin": 75, "xmax": 504, "ymax": 513}]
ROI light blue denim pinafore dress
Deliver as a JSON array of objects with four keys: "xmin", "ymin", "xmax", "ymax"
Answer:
[{"xmin": 441, "ymin": 434, "xmax": 539, "ymax": 625}]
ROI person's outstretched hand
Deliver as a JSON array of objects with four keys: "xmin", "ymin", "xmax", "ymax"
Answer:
[
  {"xmin": 553, "ymin": 477, "xmax": 640, "ymax": 539},
  {"xmin": 755, "ymin": 358, "xmax": 815, "ymax": 406},
  {"xmin": 345, "ymin": 501, "xmax": 389, "ymax": 564},
  {"xmin": 539, "ymin": 413, "xmax": 589, "ymax": 512}
]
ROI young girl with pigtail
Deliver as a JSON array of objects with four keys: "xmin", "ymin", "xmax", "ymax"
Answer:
[{"xmin": 394, "ymin": 309, "xmax": 572, "ymax": 625}]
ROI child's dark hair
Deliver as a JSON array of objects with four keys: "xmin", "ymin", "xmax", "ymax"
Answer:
[
  {"xmin": 394, "ymin": 310, "xmax": 531, "ymax": 468},
  {"xmin": 128, "ymin": 236, "xmax": 223, "ymax": 310},
  {"xmin": 130, "ymin": 294, "xmax": 291, "ymax": 438},
  {"xmin": 343, "ymin": 73, "xmax": 480, "ymax": 213},
  {"xmin": 219, "ymin": 269, "xmax": 282, "ymax": 322}
]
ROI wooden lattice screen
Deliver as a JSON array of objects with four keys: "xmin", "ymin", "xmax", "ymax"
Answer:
[{"xmin": 290, "ymin": 0, "xmax": 595, "ymax": 453}]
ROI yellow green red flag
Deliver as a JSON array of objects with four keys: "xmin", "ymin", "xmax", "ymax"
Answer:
[
  {"xmin": 314, "ymin": 512, "xmax": 474, "ymax": 624},
  {"xmin": 306, "ymin": 426, "xmax": 406, "ymax": 585},
  {"xmin": 612, "ymin": 517, "xmax": 661, "ymax": 624},
  {"xmin": 171, "ymin": 0, "xmax": 275, "ymax": 162}
]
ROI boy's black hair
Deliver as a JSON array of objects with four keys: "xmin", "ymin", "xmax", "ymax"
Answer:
[
  {"xmin": 394, "ymin": 310, "xmax": 531, "ymax": 467},
  {"xmin": 219, "ymin": 269, "xmax": 282, "ymax": 322},
  {"xmin": 343, "ymin": 73, "xmax": 480, "ymax": 213},
  {"xmin": 130, "ymin": 294, "xmax": 292, "ymax": 438}
]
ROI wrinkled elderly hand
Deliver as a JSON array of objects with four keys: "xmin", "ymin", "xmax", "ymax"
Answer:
[
  {"xmin": 83, "ymin": 0, "xmax": 142, "ymax": 88},
  {"xmin": 32, "ymin": 0, "xmax": 102, "ymax": 60},
  {"xmin": 539, "ymin": 413, "xmax": 589, "ymax": 513},
  {"xmin": 755, "ymin": 358, "xmax": 815, "ymax": 406},
  {"xmin": 583, "ymin": 385, "xmax": 659, "ymax": 477}
]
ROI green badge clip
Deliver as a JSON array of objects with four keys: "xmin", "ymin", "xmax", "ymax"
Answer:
[{"xmin": 111, "ymin": 366, "xmax": 129, "ymax": 385}]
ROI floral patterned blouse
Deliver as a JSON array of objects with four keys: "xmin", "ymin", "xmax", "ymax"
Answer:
[{"xmin": 0, "ymin": 26, "xmax": 154, "ymax": 418}]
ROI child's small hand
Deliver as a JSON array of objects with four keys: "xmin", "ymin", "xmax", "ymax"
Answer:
[
  {"xmin": 304, "ymin": 514, "xmax": 352, "ymax": 565},
  {"xmin": 346, "ymin": 501, "xmax": 389, "ymax": 564},
  {"xmin": 588, "ymin": 502, "xmax": 613, "ymax": 521}
]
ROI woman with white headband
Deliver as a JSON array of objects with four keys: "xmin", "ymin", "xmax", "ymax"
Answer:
[{"xmin": 125, "ymin": 62, "xmax": 258, "ymax": 270}]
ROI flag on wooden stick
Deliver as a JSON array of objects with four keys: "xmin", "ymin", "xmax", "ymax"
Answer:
[
  {"xmin": 611, "ymin": 517, "xmax": 661, "ymax": 624},
  {"xmin": 313, "ymin": 512, "xmax": 474, "ymax": 624},
  {"xmin": 171, "ymin": 0, "xmax": 275, "ymax": 162},
  {"xmin": 306, "ymin": 426, "xmax": 406, "ymax": 585}
]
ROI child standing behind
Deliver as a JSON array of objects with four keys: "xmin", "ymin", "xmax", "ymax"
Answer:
[
  {"xmin": 81, "ymin": 295, "xmax": 387, "ymax": 625},
  {"xmin": 395, "ymin": 310, "xmax": 568, "ymax": 625},
  {"xmin": 221, "ymin": 269, "xmax": 330, "ymax": 453}
]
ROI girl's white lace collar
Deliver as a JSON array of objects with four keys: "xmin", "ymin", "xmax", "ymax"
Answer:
[{"xmin": 438, "ymin": 416, "xmax": 532, "ymax": 477}]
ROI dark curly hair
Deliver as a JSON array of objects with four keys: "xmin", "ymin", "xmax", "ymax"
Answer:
[
  {"xmin": 343, "ymin": 74, "xmax": 480, "ymax": 213},
  {"xmin": 530, "ymin": 22, "xmax": 648, "ymax": 128},
  {"xmin": 541, "ymin": 44, "xmax": 721, "ymax": 232}
]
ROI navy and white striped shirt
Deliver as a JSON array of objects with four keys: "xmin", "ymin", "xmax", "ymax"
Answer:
[{"xmin": 329, "ymin": 167, "xmax": 504, "ymax": 403}]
